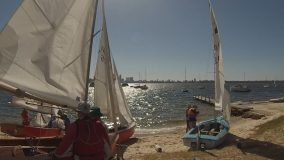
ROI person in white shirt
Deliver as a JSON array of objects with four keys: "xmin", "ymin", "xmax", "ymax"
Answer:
[{"xmin": 51, "ymin": 117, "xmax": 65, "ymax": 130}]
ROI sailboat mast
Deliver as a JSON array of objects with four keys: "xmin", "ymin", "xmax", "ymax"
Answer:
[
  {"xmin": 84, "ymin": 0, "xmax": 99, "ymax": 102},
  {"xmin": 185, "ymin": 65, "xmax": 187, "ymax": 82},
  {"xmin": 145, "ymin": 68, "xmax": 147, "ymax": 82}
]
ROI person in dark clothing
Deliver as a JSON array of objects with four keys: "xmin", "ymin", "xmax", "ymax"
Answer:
[
  {"xmin": 55, "ymin": 102, "xmax": 111, "ymax": 160},
  {"xmin": 21, "ymin": 109, "xmax": 30, "ymax": 126},
  {"xmin": 62, "ymin": 114, "xmax": 70, "ymax": 131}
]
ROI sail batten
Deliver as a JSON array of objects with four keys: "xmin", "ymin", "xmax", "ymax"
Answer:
[{"xmin": 0, "ymin": 0, "xmax": 97, "ymax": 108}]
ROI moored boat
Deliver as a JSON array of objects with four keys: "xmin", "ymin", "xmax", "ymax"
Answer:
[
  {"xmin": 182, "ymin": 89, "xmax": 189, "ymax": 93},
  {"xmin": 121, "ymin": 83, "xmax": 129, "ymax": 87},
  {"xmin": 197, "ymin": 86, "xmax": 205, "ymax": 89},
  {"xmin": 230, "ymin": 84, "xmax": 251, "ymax": 92}
]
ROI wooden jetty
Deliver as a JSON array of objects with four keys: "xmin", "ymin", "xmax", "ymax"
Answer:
[
  {"xmin": 193, "ymin": 95, "xmax": 265, "ymax": 119},
  {"xmin": 193, "ymin": 96, "xmax": 215, "ymax": 105}
]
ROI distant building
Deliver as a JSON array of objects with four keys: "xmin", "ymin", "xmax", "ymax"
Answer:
[
  {"xmin": 125, "ymin": 77, "xmax": 134, "ymax": 82},
  {"xmin": 119, "ymin": 74, "xmax": 124, "ymax": 82}
]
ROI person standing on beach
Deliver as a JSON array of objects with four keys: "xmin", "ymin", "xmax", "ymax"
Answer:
[
  {"xmin": 55, "ymin": 102, "xmax": 112, "ymax": 160},
  {"xmin": 185, "ymin": 105, "xmax": 192, "ymax": 132},
  {"xmin": 186, "ymin": 104, "xmax": 199, "ymax": 131},
  {"xmin": 58, "ymin": 109, "xmax": 71, "ymax": 131}
]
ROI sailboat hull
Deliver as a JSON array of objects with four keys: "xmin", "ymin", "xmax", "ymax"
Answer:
[
  {"xmin": 0, "ymin": 123, "xmax": 61, "ymax": 138},
  {"xmin": 109, "ymin": 122, "xmax": 135, "ymax": 143},
  {"xmin": 118, "ymin": 123, "xmax": 135, "ymax": 143},
  {"xmin": 183, "ymin": 116, "xmax": 229, "ymax": 149}
]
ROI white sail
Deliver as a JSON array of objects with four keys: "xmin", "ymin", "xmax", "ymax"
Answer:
[
  {"xmin": 94, "ymin": 2, "xmax": 134, "ymax": 126},
  {"xmin": 113, "ymin": 60, "xmax": 134, "ymax": 126},
  {"xmin": 209, "ymin": 0, "xmax": 231, "ymax": 122},
  {"xmin": 222, "ymin": 89, "xmax": 231, "ymax": 122},
  {"xmin": 94, "ymin": 2, "xmax": 114, "ymax": 119},
  {"xmin": 0, "ymin": 0, "xmax": 97, "ymax": 108}
]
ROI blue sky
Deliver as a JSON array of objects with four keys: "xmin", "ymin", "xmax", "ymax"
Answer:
[{"xmin": 1, "ymin": 0, "xmax": 284, "ymax": 81}]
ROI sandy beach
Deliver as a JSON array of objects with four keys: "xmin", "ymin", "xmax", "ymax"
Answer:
[
  {"xmin": 0, "ymin": 100, "xmax": 283, "ymax": 160},
  {"xmin": 119, "ymin": 101, "xmax": 284, "ymax": 160}
]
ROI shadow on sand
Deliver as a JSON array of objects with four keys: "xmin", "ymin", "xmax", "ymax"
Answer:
[
  {"xmin": 216, "ymin": 133, "xmax": 284, "ymax": 160},
  {"xmin": 116, "ymin": 134, "xmax": 284, "ymax": 160},
  {"xmin": 113, "ymin": 134, "xmax": 284, "ymax": 160},
  {"xmin": 115, "ymin": 138, "xmax": 138, "ymax": 160}
]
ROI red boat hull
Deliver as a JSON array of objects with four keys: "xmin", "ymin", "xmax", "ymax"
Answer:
[
  {"xmin": 115, "ymin": 123, "xmax": 136, "ymax": 143},
  {"xmin": 0, "ymin": 123, "xmax": 61, "ymax": 137},
  {"xmin": 1, "ymin": 122, "xmax": 135, "ymax": 143}
]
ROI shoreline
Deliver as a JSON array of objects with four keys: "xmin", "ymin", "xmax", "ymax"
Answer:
[{"xmin": 121, "ymin": 101, "xmax": 284, "ymax": 159}]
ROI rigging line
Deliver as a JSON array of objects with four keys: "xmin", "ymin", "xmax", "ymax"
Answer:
[{"xmin": 93, "ymin": 29, "xmax": 101, "ymax": 39}]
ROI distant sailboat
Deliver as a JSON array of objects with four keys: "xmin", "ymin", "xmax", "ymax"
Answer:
[
  {"xmin": 273, "ymin": 80, "xmax": 277, "ymax": 87},
  {"xmin": 183, "ymin": 65, "xmax": 189, "ymax": 92},
  {"xmin": 263, "ymin": 84, "xmax": 270, "ymax": 88},
  {"xmin": 134, "ymin": 72, "xmax": 148, "ymax": 90},
  {"xmin": 230, "ymin": 84, "xmax": 251, "ymax": 92},
  {"xmin": 263, "ymin": 77, "xmax": 271, "ymax": 88},
  {"xmin": 264, "ymin": 80, "xmax": 277, "ymax": 88},
  {"xmin": 230, "ymin": 73, "xmax": 251, "ymax": 92},
  {"xmin": 183, "ymin": 0, "xmax": 231, "ymax": 149}
]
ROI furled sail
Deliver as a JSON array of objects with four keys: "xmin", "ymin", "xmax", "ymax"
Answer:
[
  {"xmin": 209, "ymin": 0, "xmax": 231, "ymax": 122},
  {"xmin": 0, "ymin": 0, "xmax": 97, "ymax": 108}
]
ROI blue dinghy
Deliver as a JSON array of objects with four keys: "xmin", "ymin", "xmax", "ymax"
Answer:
[{"xmin": 183, "ymin": 116, "xmax": 229, "ymax": 149}]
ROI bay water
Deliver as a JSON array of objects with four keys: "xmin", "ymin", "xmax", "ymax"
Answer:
[{"xmin": 0, "ymin": 82, "xmax": 283, "ymax": 132}]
